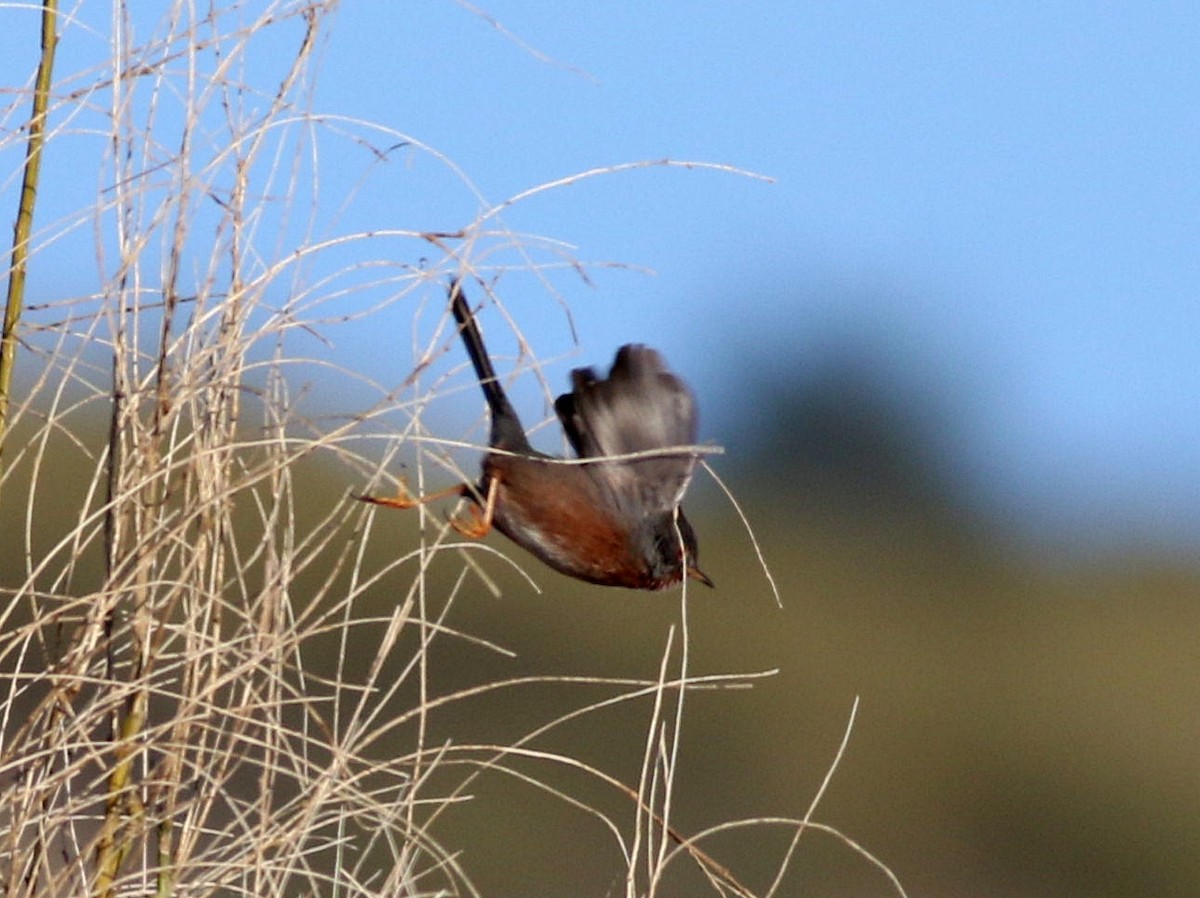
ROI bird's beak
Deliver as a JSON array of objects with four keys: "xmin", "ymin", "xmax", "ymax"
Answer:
[{"xmin": 688, "ymin": 565, "xmax": 715, "ymax": 588}]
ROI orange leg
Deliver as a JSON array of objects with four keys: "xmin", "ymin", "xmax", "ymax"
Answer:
[
  {"xmin": 449, "ymin": 475, "xmax": 498, "ymax": 539},
  {"xmin": 356, "ymin": 478, "xmax": 465, "ymax": 510}
]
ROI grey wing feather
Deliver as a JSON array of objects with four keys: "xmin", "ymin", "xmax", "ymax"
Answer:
[{"xmin": 554, "ymin": 345, "xmax": 699, "ymax": 511}]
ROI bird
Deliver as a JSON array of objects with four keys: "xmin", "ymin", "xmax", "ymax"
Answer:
[{"xmin": 359, "ymin": 279, "xmax": 712, "ymax": 590}]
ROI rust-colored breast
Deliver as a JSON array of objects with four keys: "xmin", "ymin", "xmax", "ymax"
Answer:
[{"xmin": 484, "ymin": 454, "xmax": 674, "ymax": 589}]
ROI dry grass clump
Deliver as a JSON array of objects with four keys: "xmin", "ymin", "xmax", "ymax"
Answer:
[{"xmin": 0, "ymin": 3, "xmax": 900, "ymax": 896}]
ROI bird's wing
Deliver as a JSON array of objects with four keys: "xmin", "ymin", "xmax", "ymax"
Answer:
[{"xmin": 554, "ymin": 345, "xmax": 699, "ymax": 512}]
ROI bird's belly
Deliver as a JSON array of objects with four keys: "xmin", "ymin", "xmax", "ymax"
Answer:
[{"xmin": 489, "ymin": 472, "xmax": 652, "ymax": 588}]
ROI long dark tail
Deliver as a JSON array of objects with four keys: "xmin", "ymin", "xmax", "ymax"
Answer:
[{"xmin": 449, "ymin": 279, "xmax": 532, "ymax": 452}]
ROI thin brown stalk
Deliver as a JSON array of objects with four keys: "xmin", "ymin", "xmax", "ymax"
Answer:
[{"xmin": 0, "ymin": 0, "xmax": 58, "ymax": 500}]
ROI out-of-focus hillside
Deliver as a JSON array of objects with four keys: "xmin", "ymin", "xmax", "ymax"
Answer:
[{"xmin": 5, "ymin": 383, "xmax": 1194, "ymax": 898}]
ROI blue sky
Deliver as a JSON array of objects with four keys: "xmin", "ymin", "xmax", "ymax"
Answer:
[
  {"xmin": 332, "ymin": 2, "xmax": 1200, "ymax": 552},
  {"xmin": 7, "ymin": 1, "xmax": 1199, "ymax": 552}
]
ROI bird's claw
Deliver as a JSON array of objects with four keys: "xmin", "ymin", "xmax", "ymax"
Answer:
[{"xmin": 356, "ymin": 478, "xmax": 420, "ymax": 509}]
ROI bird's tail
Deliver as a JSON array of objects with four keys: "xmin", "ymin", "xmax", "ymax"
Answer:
[{"xmin": 449, "ymin": 279, "xmax": 531, "ymax": 452}]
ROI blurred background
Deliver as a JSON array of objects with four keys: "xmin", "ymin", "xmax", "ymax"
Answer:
[{"xmin": 4, "ymin": 2, "xmax": 1199, "ymax": 896}]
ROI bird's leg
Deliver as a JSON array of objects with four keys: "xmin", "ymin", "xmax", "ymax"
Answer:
[
  {"xmin": 356, "ymin": 478, "xmax": 465, "ymax": 510},
  {"xmin": 449, "ymin": 475, "xmax": 498, "ymax": 539}
]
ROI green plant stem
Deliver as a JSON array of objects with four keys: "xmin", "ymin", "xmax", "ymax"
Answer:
[{"xmin": 0, "ymin": 0, "xmax": 58, "ymax": 497}]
